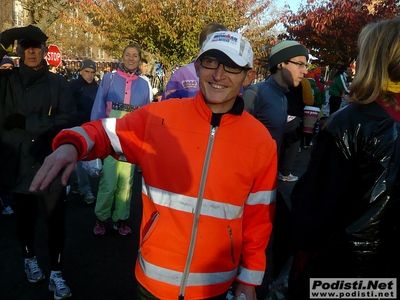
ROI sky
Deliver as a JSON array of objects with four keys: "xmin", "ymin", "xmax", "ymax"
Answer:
[{"xmin": 282, "ymin": 0, "xmax": 303, "ymax": 11}]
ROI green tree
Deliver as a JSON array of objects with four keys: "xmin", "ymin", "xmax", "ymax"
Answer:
[
  {"xmin": 280, "ymin": 0, "xmax": 399, "ymax": 66},
  {"xmin": 79, "ymin": 0, "xmax": 277, "ymax": 72}
]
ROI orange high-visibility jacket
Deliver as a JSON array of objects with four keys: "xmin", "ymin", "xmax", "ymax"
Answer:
[{"xmin": 54, "ymin": 93, "xmax": 277, "ymax": 299}]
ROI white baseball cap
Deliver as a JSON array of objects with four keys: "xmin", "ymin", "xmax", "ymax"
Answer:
[{"xmin": 196, "ymin": 31, "xmax": 254, "ymax": 68}]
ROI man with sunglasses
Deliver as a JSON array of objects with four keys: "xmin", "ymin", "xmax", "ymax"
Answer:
[
  {"xmin": 30, "ymin": 31, "xmax": 277, "ymax": 300},
  {"xmin": 0, "ymin": 25, "xmax": 76, "ymax": 299}
]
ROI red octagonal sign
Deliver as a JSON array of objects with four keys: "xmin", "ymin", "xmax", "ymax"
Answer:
[{"xmin": 46, "ymin": 44, "xmax": 62, "ymax": 68}]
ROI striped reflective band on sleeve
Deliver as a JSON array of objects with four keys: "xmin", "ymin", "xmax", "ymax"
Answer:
[
  {"xmin": 138, "ymin": 253, "xmax": 238, "ymax": 286},
  {"xmin": 246, "ymin": 189, "xmax": 276, "ymax": 205},
  {"xmin": 143, "ymin": 183, "xmax": 243, "ymax": 220},
  {"xmin": 69, "ymin": 126, "xmax": 95, "ymax": 158},
  {"xmin": 101, "ymin": 117, "xmax": 127, "ymax": 161},
  {"xmin": 236, "ymin": 265, "xmax": 264, "ymax": 285}
]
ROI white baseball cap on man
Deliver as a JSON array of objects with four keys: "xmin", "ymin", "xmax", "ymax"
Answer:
[{"xmin": 196, "ymin": 31, "xmax": 254, "ymax": 68}]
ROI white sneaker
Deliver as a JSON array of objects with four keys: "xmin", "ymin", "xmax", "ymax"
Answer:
[
  {"xmin": 278, "ymin": 172, "xmax": 299, "ymax": 182},
  {"xmin": 25, "ymin": 256, "xmax": 45, "ymax": 283},
  {"xmin": 49, "ymin": 271, "xmax": 72, "ymax": 300}
]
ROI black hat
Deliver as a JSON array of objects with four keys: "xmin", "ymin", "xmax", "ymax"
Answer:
[
  {"xmin": 81, "ymin": 60, "xmax": 96, "ymax": 72},
  {"xmin": 18, "ymin": 38, "xmax": 45, "ymax": 48},
  {"xmin": 17, "ymin": 26, "xmax": 48, "ymax": 47}
]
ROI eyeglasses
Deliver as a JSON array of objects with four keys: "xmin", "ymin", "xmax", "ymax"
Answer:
[
  {"xmin": 287, "ymin": 60, "xmax": 308, "ymax": 70},
  {"xmin": 200, "ymin": 57, "xmax": 244, "ymax": 74}
]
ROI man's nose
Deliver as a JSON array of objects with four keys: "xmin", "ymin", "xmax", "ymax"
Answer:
[{"xmin": 213, "ymin": 63, "xmax": 226, "ymax": 79}]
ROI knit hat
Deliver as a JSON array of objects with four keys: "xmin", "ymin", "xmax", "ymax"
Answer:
[
  {"xmin": 81, "ymin": 59, "xmax": 96, "ymax": 71},
  {"xmin": 197, "ymin": 31, "xmax": 254, "ymax": 68},
  {"xmin": 0, "ymin": 57, "xmax": 14, "ymax": 67},
  {"xmin": 269, "ymin": 40, "xmax": 308, "ymax": 70}
]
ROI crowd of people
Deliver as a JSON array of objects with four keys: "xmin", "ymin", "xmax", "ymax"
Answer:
[{"xmin": 1, "ymin": 17, "xmax": 399, "ymax": 300}]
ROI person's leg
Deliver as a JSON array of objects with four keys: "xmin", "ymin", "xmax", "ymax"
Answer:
[
  {"xmin": 0, "ymin": 191, "xmax": 14, "ymax": 215},
  {"xmin": 76, "ymin": 161, "xmax": 96, "ymax": 204},
  {"xmin": 136, "ymin": 283, "xmax": 160, "ymax": 300},
  {"xmin": 279, "ymin": 117, "xmax": 301, "ymax": 178},
  {"xmin": 14, "ymin": 193, "xmax": 38, "ymax": 259},
  {"xmin": 14, "ymin": 192, "xmax": 46, "ymax": 283},
  {"xmin": 136, "ymin": 283, "xmax": 228, "ymax": 300},
  {"xmin": 94, "ymin": 156, "xmax": 118, "ymax": 222},
  {"xmin": 75, "ymin": 161, "xmax": 91, "ymax": 195},
  {"xmin": 42, "ymin": 187, "xmax": 72, "ymax": 299},
  {"xmin": 112, "ymin": 160, "xmax": 135, "ymax": 235},
  {"xmin": 329, "ymin": 95, "xmax": 341, "ymax": 115},
  {"xmin": 280, "ymin": 139, "xmax": 301, "ymax": 176},
  {"xmin": 42, "ymin": 187, "xmax": 67, "ymax": 271},
  {"xmin": 112, "ymin": 161, "xmax": 134, "ymax": 223}
]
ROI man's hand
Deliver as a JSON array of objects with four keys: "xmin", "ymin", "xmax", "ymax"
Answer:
[
  {"xmin": 29, "ymin": 144, "xmax": 78, "ymax": 193},
  {"xmin": 235, "ymin": 283, "xmax": 256, "ymax": 300}
]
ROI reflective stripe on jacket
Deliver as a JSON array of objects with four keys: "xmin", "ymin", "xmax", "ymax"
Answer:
[{"xmin": 54, "ymin": 92, "xmax": 277, "ymax": 299}]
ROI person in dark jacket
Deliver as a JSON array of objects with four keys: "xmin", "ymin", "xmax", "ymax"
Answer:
[
  {"xmin": 289, "ymin": 18, "xmax": 400, "ymax": 299},
  {"xmin": 0, "ymin": 25, "xmax": 76, "ymax": 299},
  {"xmin": 69, "ymin": 59, "xmax": 98, "ymax": 204}
]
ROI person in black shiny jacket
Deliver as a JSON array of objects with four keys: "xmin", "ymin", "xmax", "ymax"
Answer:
[{"xmin": 289, "ymin": 18, "xmax": 400, "ymax": 299}]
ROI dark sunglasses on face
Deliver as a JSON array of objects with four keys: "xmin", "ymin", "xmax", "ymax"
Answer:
[{"xmin": 200, "ymin": 56, "xmax": 245, "ymax": 74}]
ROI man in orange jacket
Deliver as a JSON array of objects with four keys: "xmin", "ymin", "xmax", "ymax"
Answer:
[{"xmin": 30, "ymin": 31, "xmax": 277, "ymax": 300}]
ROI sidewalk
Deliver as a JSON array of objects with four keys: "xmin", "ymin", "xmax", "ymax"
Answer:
[{"xmin": 0, "ymin": 149, "xmax": 311, "ymax": 300}]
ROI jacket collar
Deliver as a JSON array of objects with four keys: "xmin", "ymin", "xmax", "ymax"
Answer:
[{"xmin": 193, "ymin": 92, "xmax": 244, "ymax": 127}]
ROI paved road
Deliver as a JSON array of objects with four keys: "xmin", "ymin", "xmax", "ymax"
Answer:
[{"xmin": 0, "ymin": 149, "xmax": 311, "ymax": 300}]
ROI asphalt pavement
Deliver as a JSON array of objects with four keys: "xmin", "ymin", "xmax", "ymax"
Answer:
[{"xmin": 0, "ymin": 149, "xmax": 312, "ymax": 300}]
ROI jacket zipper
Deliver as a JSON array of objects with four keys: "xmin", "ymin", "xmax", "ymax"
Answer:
[{"xmin": 178, "ymin": 125, "xmax": 217, "ymax": 299}]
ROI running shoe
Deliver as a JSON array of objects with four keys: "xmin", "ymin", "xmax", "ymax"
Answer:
[
  {"xmin": 278, "ymin": 172, "xmax": 299, "ymax": 182},
  {"xmin": 49, "ymin": 271, "xmax": 72, "ymax": 300},
  {"xmin": 2, "ymin": 206, "xmax": 14, "ymax": 215},
  {"xmin": 25, "ymin": 256, "xmax": 45, "ymax": 283},
  {"xmin": 113, "ymin": 220, "xmax": 132, "ymax": 236},
  {"xmin": 93, "ymin": 219, "xmax": 106, "ymax": 235},
  {"xmin": 83, "ymin": 191, "xmax": 96, "ymax": 204}
]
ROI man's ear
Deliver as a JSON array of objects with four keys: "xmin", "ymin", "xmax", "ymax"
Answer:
[
  {"xmin": 194, "ymin": 60, "xmax": 201, "ymax": 76},
  {"xmin": 277, "ymin": 64, "xmax": 282, "ymax": 70},
  {"xmin": 243, "ymin": 69, "xmax": 256, "ymax": 87}
]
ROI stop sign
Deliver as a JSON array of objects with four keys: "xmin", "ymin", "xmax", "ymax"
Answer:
[{"xmin": 46, "ymin": 44, "xmax": 62, "ymax": 67}]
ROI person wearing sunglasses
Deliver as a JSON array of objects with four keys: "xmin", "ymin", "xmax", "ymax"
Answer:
[{"xmin": 30, "ymin": 31, "xmax": 278, "ymax": 300}]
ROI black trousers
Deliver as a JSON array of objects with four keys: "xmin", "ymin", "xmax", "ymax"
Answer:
[
  {"xmin": 329, "ymin": 95, "xmax": 342, "ymax": 115},
  {"xmin": 14, "ymin": 187, "xmax": 67, "ymax": 271},
  {"xmin": 136, "ymin": 283, "xmax": 228, "ymax": 300}
]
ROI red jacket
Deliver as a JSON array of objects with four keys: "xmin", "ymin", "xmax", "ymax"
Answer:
[{"xmin": 54, "ymin": 93, "xmax": 277, "ymax": 299}]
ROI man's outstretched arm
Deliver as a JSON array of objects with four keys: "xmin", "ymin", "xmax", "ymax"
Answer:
[{"xmin": 29, "ymin": 144, "xmax": 78, "ymax": 193}]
